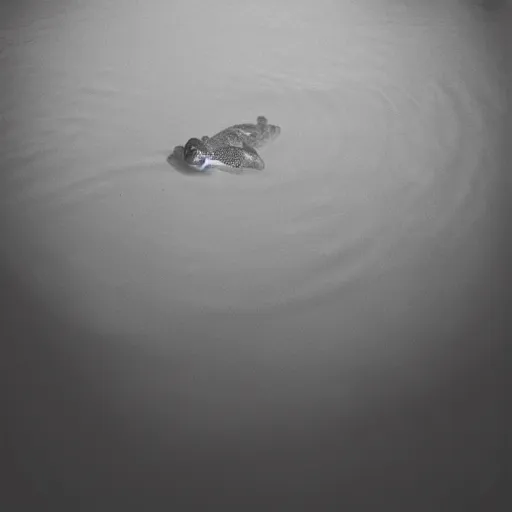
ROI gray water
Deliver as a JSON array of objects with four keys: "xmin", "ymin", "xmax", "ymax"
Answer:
[{"xmin": 1, "ymin": 0, "xmax": 508, "ymax": 509}]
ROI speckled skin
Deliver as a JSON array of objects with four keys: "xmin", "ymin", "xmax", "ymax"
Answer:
[
  {"xmin": 204, "ymin": 116, "xmax": 281, "ymax": 151},
  {"xmin": 181, "ymin": 116, "xmax": 280, "ymax": 172},
  {"xmin": 183, "ymin": 137, "xmax": 265, "ymax": 171}
]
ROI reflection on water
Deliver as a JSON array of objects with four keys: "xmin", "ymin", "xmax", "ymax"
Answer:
[{"xmin": 1, "ymin": 0, "xmax": 507, "ymax": 508}]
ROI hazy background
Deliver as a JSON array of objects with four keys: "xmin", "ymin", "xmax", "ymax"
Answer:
[{"xmin": 1, "ymin": 0, "xmax": 509, "ymax": 509}]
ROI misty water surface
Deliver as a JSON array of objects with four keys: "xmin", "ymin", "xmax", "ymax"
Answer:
[{"xmin": 1, "ymin": 0, "xmax": 508, "ymax": 509}]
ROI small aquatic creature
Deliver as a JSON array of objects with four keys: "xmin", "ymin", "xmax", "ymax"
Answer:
[{"xmin": 168, "ymin": 116, "xmax": 281, "ymax": 173}]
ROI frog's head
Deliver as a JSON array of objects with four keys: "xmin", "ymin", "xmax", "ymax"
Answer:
[{"xmin": 183, "ymin": 138, "xmax": 211, "ymax": 170}]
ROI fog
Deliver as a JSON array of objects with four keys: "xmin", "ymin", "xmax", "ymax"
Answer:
[{"xmin": 1, "ymin": 0, "xmax": 508, "ymax": 509}]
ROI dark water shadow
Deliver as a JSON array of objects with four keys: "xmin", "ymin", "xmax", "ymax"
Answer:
[
  {"xmin": 478, "ymin": 0, "xmax": 508, "ymax": 11},
  {"xmin": 1, "ymin": 263, "xmax": 505, "ymax": 509}
]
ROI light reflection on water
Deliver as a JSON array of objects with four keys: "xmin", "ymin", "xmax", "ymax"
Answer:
[
  {"xmin": 1, "ymin": 0, "xmax": 505, "ymax": 366},
  {"xmin": 0, "ymin": 0, "xmax": 505, "ymax": 378}
]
